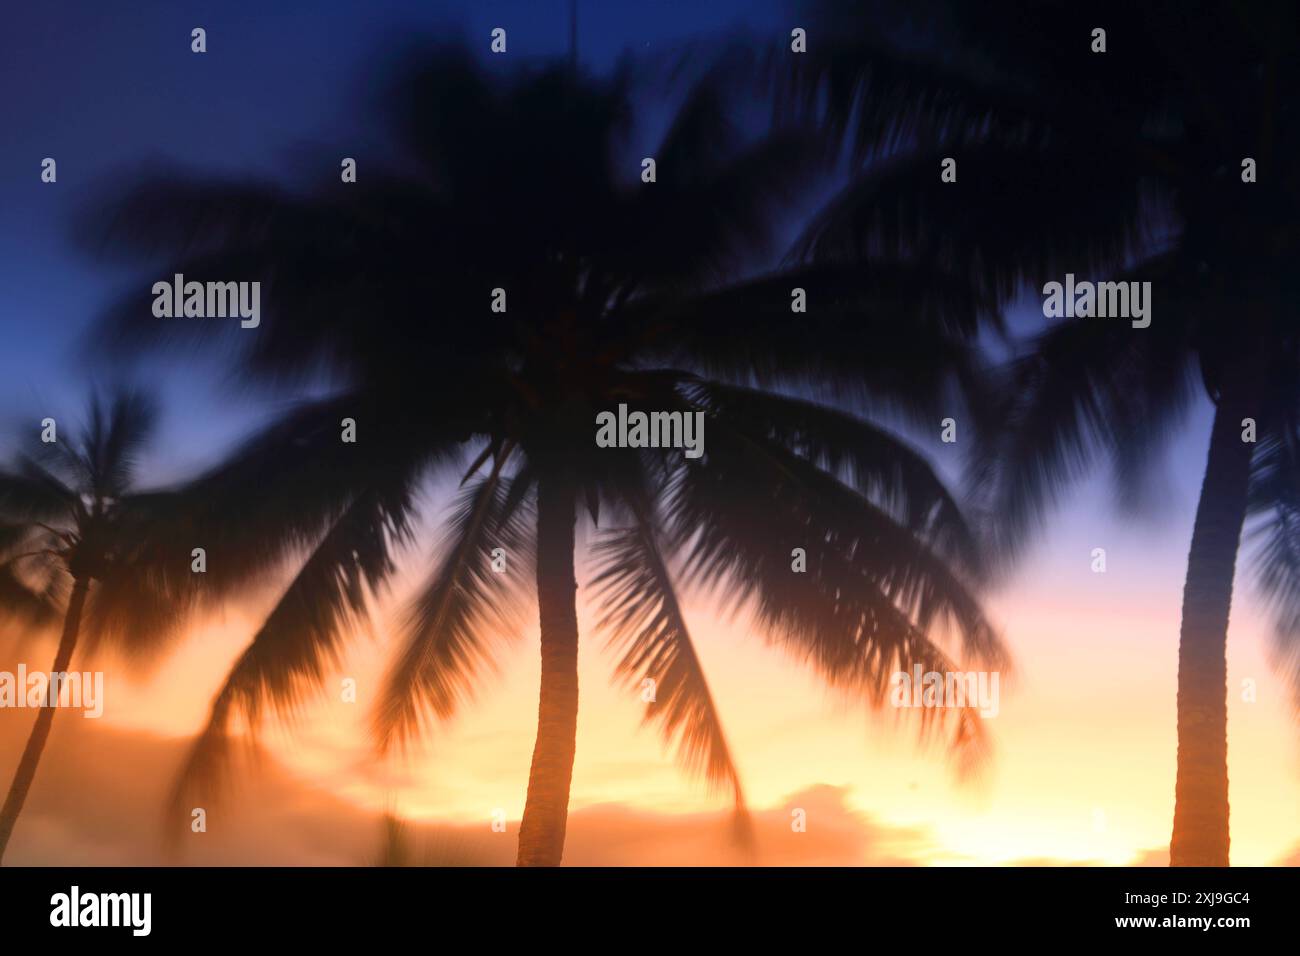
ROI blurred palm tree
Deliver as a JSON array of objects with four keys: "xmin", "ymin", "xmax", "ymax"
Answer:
[
  {"xmin": 782, "ymin": 0, "xmax": 1300, "ymax": 865},
  {"xmin": 374, "ymin": 812, "xmax": 412, "ymax": 867},
  {"xmin": 372, "ymin": 811, "xmax": 492, "ymax": 867},
  {"xmin": 0, "ymin": 389, "xmax": 190, "ymax": 862},
  {"xmin": 83, "ymin": 44, "xmax": 1006, "ymax": 865}
]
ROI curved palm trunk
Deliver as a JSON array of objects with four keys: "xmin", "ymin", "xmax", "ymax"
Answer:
[
  {"xmin": 0, "ymin": 576, "xmax": 89, "ymax": 864},
  {"xmin": 516, "ymin": 470, "xmax": 580, "ymax": 866},
  {"xmin": 1169, "ymin": 388, "xmax": 1255, "ymax": 867}
]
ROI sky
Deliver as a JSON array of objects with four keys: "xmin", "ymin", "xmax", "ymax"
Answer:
[{"xmin": 0, "ymin": 0, "xmax": 1297, "ymax": 867}]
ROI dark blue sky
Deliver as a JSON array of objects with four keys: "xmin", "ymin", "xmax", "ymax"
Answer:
[
  {"xmin": 0, "ymin": 0, "xmax": 790, "ymax": 480},
  {"xmin": 0, "ymin": 0, "xmax": 1213, "ymax": 527}
]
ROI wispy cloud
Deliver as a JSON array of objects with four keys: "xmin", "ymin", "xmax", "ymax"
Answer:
[{"xmin": 0, "ymin": 713, "xmax": 939, "ymax": 865}]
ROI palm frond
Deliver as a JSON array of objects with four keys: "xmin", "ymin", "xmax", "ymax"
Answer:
[
  {"xmin": 0, "ymin": 559, "xmax": 63, "ymax": 630},
  {"xmin": 796, "ymin": 139, "xmax": 1167, "ymax": 306},
  {"xmin": 610, "ymin": 77, "xmax": 823, "ymax": 291},
  {"xmin": 659, "ymin": 408, "xmax": 1007, "ymax": 752},
  {"xmin": 372, "ymin": 463, "xmax": 533, "ymax": 752},
  {"xmin": 75, "ymin": 168, "xmax": 290, "ymax": 263},
  {"xmin": 631, "ymin": 260, "xmax": 991, "ymax": 423},
  {"xmin": 92, "ymin": 388, "xmax": 160, "ymax": 499},
  {"xmin": 967, "ymin": 253, "xmax": 1199, "ymax": 566},
  {"xmin": 0, "ymin": 460, "xmax": 76, "ymax": 523},
  {"xmin": 1246, "ymin": 432, "xmax": 1300, "ymax": 714},
  {"xmin": 689, "ymin": 379, "xmax": 982, "ymax": 573},
  {"xmin": 142, "ymin": 392, "xmax": 457, "ymax": 607},
  {"xmin": 169, "ymin": 480, "xmax": 417, "ymax": 813},
  {"xmin": 590, "ymin": 499, "xmax": 748, "ymax": 824},
  {"xmin": 0, "ymin": 520, "xmax": 34, "ymax": 558},
  {"xmin": 665, "ymin": 427, "xmax": 997, "ymax": 768}
]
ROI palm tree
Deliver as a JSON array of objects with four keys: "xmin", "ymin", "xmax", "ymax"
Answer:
[
  {"xmin": 0, "ymin": 389, "xmax": 191, "ymax": 863},
  {"xmin": 83, "ymin": 44, "xmax": 1007, "ymax": 865},
  {"xmin": 371, "ymin": 811, "xmax": 491, "ymax": 866},
  {"xmin": 781, "ymin": 0, "xmax": 1300, "ymax": 865}
]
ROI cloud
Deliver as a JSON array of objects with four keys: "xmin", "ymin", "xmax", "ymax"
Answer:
[
  {"xmin": 559, "ymin": 784, "xmax": 934, "ymax": 866},
  {"xmin": 1126, "ymin": 846, "xmax": 1170, "ymax": 867},
  {"xmin": 1274, "ymin": 842, "xmax": 1300, "ymax": 866},
  {"xmin": 2, "ymin": 710, "xmax": 1226, "ymax": 867},
  {"xmin": 0, "ymin": 710, "xmax": 944, "ymax": 865}
]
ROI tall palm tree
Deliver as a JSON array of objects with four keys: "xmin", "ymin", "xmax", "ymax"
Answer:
[
  {"xmin": 782, "ymin": 0, "xmax": 1300, "ymax": 865},
  {"xmin": 0, "ymin": 389, "xmax": 191, "ymax": 863},
  {"xmin": 83, "ymin": 44, "xmax": 1007, "ymax": 865}
]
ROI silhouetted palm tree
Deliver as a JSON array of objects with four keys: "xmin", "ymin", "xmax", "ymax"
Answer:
[
  {"xmin": 374, "ymin": 813, "xmax": 412, "ymax": 867},
  {"xmin": 84, "ymin": 44, "xmax": 1006, "ymax": 865},
  {"xmin": 371, "ymin": 811, "xmax": 490, "ymax": 866},
  {"xmin": 0, "ymin": 389, "xmax": 190, "ymax": 862},
  {"xmin": 783, "ymin": 0, "xmax": 1300, "ymax": 865}
]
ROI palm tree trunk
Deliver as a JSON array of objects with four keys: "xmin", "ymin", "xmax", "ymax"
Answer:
[
  {"xmin": 1169, "ymin": 385, "xmax": 1256, "ymax": 867},
  {"xmin": 0, "ymin": 576, "xmax": 90, "ymax": 864},
  {"xmin": 516, "ymin": 469, "xmax": 580, "ymax": 866}
]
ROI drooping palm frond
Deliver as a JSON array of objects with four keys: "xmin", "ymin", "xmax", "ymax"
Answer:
[
  {"xmin": 1246, "ymin": 432, "xmax": 1300, "ymax": 714},
  {"xmin": 0, "ymin": 559, "xmax": 62, "ymax": 631},
  {"xmin": 655, "ymin": 400, "xmax": 1004, "ymax": 766},
  {"xmin": 573, "ymin": 372, "xmax": 1002, "ymax": 767},
  {"xmin": 80, "ymin": 555, "xmax": 190, "ymax": 660},
  {"xmin": 695, "ymin": 401, "xmax": 1002, "ymax": 659},
  {"xmin": 0, "ymin": 520, "xmax": 42, "ymax": 560},
  {"xmin": 147, "ymin": 391, "xmax": 468, "ymax": 610},
  {"xmin": 0, "ymin": 459, "xmax": 76, "ymax": 523},
  {"xmin": 76, "ymin": 167, "xmax": 292, "ymax": 265},
  {"xmin": 688, "ymin": 379, "xmax": 982, "ymax": 572},
  {"xmin": 0, "ymin": 514, "xmax": 67, "ymax": 638},
  {"xmin": 590, "ymin": 499, "xmax": 749, "ymax": 827},
  {"xmin": 966, "ymin": 254, "xmax": 1201, "ymax": 566},
  {"xmin": 373, "ymin": 461, "xmax": 534, "ymax": 752},
  {"xmin": 671, "ymin": 450, "xmax": 997, "ymax": 767},
  {"xmin": 169, "ymin": 477, "xmax": 420, "ymax": 815}
]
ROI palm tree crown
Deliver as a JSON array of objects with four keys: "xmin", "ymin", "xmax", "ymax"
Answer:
[
  {"xmin": 0, "ymin": 388, "xmax": 189, "ymax": 862},
  {"xmin": 84, "ymin": 43, "xmax": 1007, "ymax": 865},
  {"xmin": 782, "ymin": 0, "xmax": 1300, "ymax": 865}
]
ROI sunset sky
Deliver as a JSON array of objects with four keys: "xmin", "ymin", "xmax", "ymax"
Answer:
[{"xmin": 1, "ymin": 0, "xmax": 1297, "ymax": 867}]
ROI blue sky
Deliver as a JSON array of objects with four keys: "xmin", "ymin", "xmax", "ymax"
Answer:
[{"xmin": 0, "ymin": 0, "xmax": 790, "ymax": 479}]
